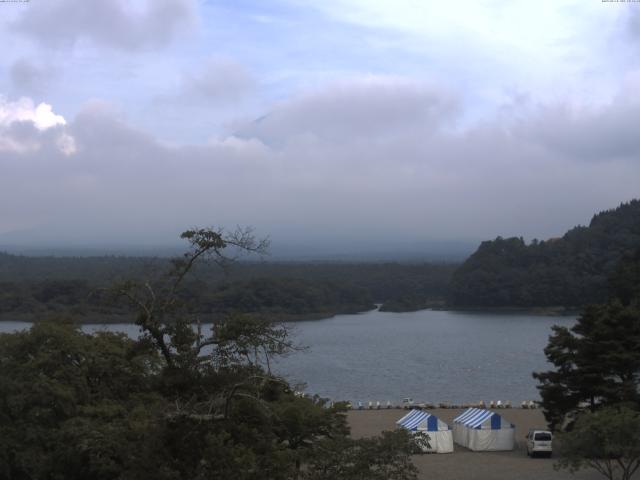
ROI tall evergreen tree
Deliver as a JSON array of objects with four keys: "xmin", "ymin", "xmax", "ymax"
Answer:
[{"xmin": 533, "ymin": 250, "xmax": 640, "ymax": 429}]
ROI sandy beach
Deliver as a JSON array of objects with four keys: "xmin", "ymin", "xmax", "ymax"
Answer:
[{"xmin": 347, "ymin": 408, "xmax": 608, "ymax": 480}]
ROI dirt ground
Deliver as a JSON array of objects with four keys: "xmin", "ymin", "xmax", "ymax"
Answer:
[{"xmin": 347, "ymin": 408, "xmax": 612, "ymax": 480}]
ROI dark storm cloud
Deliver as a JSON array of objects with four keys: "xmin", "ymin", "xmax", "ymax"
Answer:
[{"xmin": 12, "ymin": 0, "xmax": 196, "ymax": 51}]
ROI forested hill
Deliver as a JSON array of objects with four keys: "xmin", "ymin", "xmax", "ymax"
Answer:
[{"xmin": 449, "ymin": 200, "xmax": 640, "ymax": 308}]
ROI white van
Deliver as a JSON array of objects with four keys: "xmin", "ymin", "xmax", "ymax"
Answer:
[{"xmin": 525, "ymin": 429, "xmax": 553, "ymax": 457}]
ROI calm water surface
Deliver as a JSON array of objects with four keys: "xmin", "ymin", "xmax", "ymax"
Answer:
[{"xmin": 0, "ymin": 309, "xmax": 574, "ymax": 404}]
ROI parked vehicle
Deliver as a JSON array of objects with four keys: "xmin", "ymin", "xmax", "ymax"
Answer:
[{"xmin": 525, "ymin": 429, "xmax": 553, "ymax": 457}]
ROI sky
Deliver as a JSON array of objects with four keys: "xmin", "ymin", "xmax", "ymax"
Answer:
[{"xmin": 0, "ymin": 0, "xmax": 639, "ymax": 255}]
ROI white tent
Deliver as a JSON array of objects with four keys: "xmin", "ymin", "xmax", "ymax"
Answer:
[
  {"xmin": 396, "ymin": 409, "xmax": 454, "ymax": 453},
  {"xmin": 453, "ymin": 408, "xmax": 515, "ymax": 451}
]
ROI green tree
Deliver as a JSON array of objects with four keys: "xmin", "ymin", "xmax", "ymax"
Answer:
[
  {"xmin": 0, "ymin": 321, "xmax": 162, "ymax": 479},
  {"xmin": 449, "ymin": 200, "xmax": 640, "ymax": 308},
  {"xmin": 556, "ymin": 406, "xmax": 640, "ymax": 480},
  {"xmin": 113, "ymin": 226, "xmax": 272, "ymax": 371},
  {"xmin": 534, "ymin": 247, "xmax": 640, "ymax": 430},
  {"xmin": 1, "ymin": 227, "xmax": 422, "ymax": 479},
  {"xmin": 303, "ymin": 429, "xmax": 419, "ymax": 480},
  {"xmin": 533, "ymin": 300, "xmax": 640, "ymax": 429},
  {"xmin": 608, "ymin": 248, "xmax": 640, "ymax": 306}
]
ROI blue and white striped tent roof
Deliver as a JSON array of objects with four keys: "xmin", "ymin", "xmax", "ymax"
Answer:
[
  {"xmin": 396, "ymin": 409, "xmax": 450, "ymax": 431},
  {"xmin": 453, "ymin": 408, "xmax": 514, "ymax": 430}
]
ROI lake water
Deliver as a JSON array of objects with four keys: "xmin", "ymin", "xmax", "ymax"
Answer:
[{"xmin": 0, "ymin": 309, "xmax": 574, "ymax": 405}]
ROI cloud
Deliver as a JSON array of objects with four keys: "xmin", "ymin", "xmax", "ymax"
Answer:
[
  {"xmin": 237, "ymin": 76, "xmax": 458, "ymax": 144},
  {"xmin": 181, "ymin": 57, "xmax": 255, "ymax": 104},
  {"xmin": 627, "ymin": 7, "xmax": 640, "ymax": 41},
  {"xmin": 0, "ymin": 82, "xmax": 638, "ymax": 249},
  {"xmin": 0, "ymin": 97, "xmax": 66, "ymax": 130},
  {"xmin": 9, "ymin": 59, "xmax": 55, "ymax": 95},
  {"xmin": 0, "ymin": 97, "xmax": 74, "ymax": 155},
  {"xmin": 12, "ymin": 0, "xmax": 196, "ymax": 51},
  {"xmin": 2, "ymin": 61, "xmax": 640, "ymax": 250},
  {"xmin": 518, "ymin": 74, "xmax": 640, "ymax": 161},
  {"xmin": 158, "ymin": 57, "xmax": 255, "ymax": 107},
  {"xmin": 2, "ymin": 1, "xmax": 638, "ymax": 251}
]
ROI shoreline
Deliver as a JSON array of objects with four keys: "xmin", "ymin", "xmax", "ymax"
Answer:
[
  {"xmin": 0, "ymin": 304, "xmax": 578, "ymax": 324},
  {"xmin": 0, "ymin": 308, "xmax": 372, "ymax": 324},
  {"xmin": 428, "ymin": 306, "xmax": 579, "ymax": 316}
]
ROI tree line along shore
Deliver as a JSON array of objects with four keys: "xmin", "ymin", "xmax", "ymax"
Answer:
[{"xmin": 1, "ymin": 200, "xmax": 638, "ymax": 323}]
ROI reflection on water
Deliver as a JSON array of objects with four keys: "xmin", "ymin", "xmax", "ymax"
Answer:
[{"xmin": 0, "ymin": 309, "xmax": 574, "ymax": 404}]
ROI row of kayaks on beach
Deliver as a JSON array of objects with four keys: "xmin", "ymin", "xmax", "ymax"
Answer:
[{"xmin": 347, "ymin": 398, "xmax": 539, "ymax": 410}]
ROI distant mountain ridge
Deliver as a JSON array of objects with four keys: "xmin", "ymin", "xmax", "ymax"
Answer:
[{"xmin": 449, "ymin": 200, "xmax": 640, "ymax": 308}]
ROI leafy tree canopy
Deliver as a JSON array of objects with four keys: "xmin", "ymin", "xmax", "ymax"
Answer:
[
  {"xmin": 534, "ymin": 248, "xmax": 640, "ymax": 429},
  {"xmin": 556, "ymin": 406, "xmax": 640, "ymax": 480},
  {"xmin": 0, "ymin": 227, "xmax": 420, "ymax": 480},
  {"xmin": 533, "ymin": 300, "xmax": 640, "ymax": 429},
  {"xmin": 450, "ymin": 200, "xmax": 640, "ymax": 308}
]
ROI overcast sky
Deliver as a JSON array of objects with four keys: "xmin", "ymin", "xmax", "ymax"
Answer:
[{"xmin": 0, "ymin": 0, "xmax": 639, "ymax": 253}]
